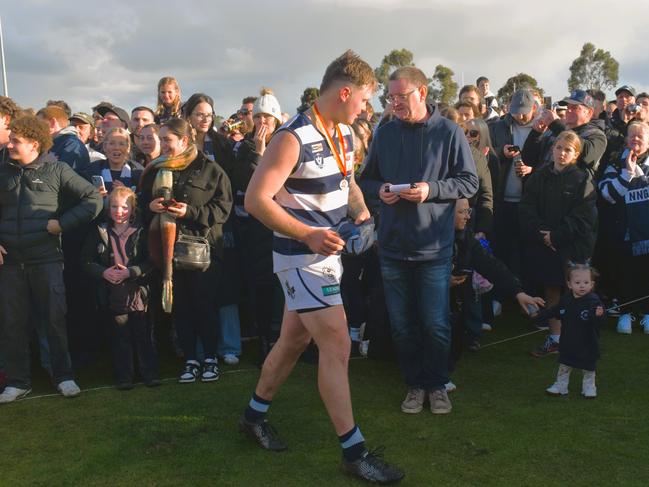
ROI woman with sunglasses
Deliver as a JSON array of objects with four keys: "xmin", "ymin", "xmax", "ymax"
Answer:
[
  {"xmin": 454, "ymin": 119, "xmax": 496, "ymax": 349},
  {"xmin": 461, "ymin": 119, "xmax": 494, "ymax": 240}
]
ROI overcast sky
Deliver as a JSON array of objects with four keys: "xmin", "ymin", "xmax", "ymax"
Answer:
[{"xmin": 3, "ymin": 0, "xmax": 649, "ymax": 118}]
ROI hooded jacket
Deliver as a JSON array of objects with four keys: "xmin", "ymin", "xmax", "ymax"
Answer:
[
  {"xmin": 0, "ymin": 155, "xmax": 103, "ymax": 265},
  {"xmin": 50, "ymin": 125, "xmax": 91, "ymax": 173},
  {"xmin": 360, "ymin": 105, "xmax": 478, "ymax": 262}
]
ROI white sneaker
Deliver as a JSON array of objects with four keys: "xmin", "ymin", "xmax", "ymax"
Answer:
[
  {"xmin": 492, "ymin": 300, "xmax": 502, "ymax": 317},
  {"xmin": 481, "ymin": 323, "xmax": 492, "ymax": 332},
  {"xmin": 359, "ymin": 340, "xmax": 369, "ymax": 357},
  {"xmin": 57, "ymin": 380, "xmax": 81, "ymax": 398},
  {"xmin": 546, "ymin": 381, "xmax": 569, "ymax": 396},
  {"xmin": 640, "ymin": 315, "xmax": 649, "ymax": 335},
  {"xmin": 582, "ymin": 371, "xmax": 597, "ymax": 399},
  {"xmin": 222, "ymin": 354, "xmax": 239, "ymax": 365},
  {"xmin": 546, "ymin": 364, "xmax": 571, "ymax": 396},
  {"xmin": 444, "ymin": 381, "xmax": 457, "ymax": 392},
  {"xmin": 0, "ymin": 386, "xmax": 31, "ymax": 404},
  {"xmin": 616, "ymin": 314, "xmax": 633, "ymax": 334}
]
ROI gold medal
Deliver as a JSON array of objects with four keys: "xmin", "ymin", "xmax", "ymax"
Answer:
[{"xmin": 339, "ymin": 178, "xmax": 349, "ymax": 190}]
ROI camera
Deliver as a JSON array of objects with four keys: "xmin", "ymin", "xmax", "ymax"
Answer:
[
  {"xmin": 627, "ymin": 104, "xmax": 641, "ymax": 114},
  {"xmin": 223, "ymin": 118, "xmax": 244, "ymax": 133}
]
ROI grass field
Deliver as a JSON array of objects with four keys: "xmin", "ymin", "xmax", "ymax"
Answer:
[{"xmin": 2, "ymin": 308, "xmax": 648, "ymax": 486}]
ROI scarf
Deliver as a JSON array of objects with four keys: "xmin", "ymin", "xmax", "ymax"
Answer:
[{"xmin": 146, "ymin": 145, "xmax": 198, "ymax": 313}]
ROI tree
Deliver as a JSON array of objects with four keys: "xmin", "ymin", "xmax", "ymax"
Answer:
[
  {"xmin": 427, "ymin": 64, "xmax": 458, "ymax": 105},
  {"xmin": 297, "ymin": 87, "xmax": 319, "ymax": 113},
  {"xmin": 497, "ymin": 73, "xmax": 543, "ymax": 107},
  {"xmin": 568, "ymin": 42, "xmax": 619, "ymax": 92},
  {"xmin": 374, "ymin": 49, "xmax": 414, "ymax": 107}
]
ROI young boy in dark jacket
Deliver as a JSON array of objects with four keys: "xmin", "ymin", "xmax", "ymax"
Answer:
[{"xmin": 0, "ymin": 115, "xmax": 102, "ymax": 404}]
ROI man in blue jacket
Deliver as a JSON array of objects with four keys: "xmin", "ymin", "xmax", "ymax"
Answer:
[
  {"xmin": 361, "ymin": 66, "xmax": 478, "ymax": 415},
  {"xmin": 37, "ymin": 105, "xmax": 91, "ymax": 174}
]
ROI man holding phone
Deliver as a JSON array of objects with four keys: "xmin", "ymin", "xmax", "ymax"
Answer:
[{"xmin": 488, "ymin": 89, "xmax": 538, "ymax": 276}]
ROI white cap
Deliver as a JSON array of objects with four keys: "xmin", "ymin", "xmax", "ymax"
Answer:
[{"xmin": 253, "ymin": 88, "xmax": 282, "ymax": 125}]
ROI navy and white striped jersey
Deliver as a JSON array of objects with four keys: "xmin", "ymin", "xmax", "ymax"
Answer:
[
  {"xmin": 599, "ymin": 149, "xmax": 649, "ymax": 204},
  {"xmin": 273, "ymin": 112, "xmax": 354, "ymax": 272}
]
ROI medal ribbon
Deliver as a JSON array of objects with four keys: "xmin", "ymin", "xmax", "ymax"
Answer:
[{"xmin": 312, "ymin": 103, "xmax": 347, "ymax": 180}]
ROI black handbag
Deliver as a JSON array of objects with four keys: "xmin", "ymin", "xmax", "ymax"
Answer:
[{"xmin": 173, "ymin": 232, "xmax": 211, "ymax": 272}]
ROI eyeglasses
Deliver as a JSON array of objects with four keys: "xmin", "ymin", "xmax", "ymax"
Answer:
[
  {"xmin": 193, "ymin": 113, "xmax": 213, "ymax": 120},
  {"xmin": 457, "ymin": 208, "xmax": 473, "ymax": 216},
  {"xmin": 464, "ymin": 129, "xmax": 479, "ymax": 138},
  {"xmin": 386, "ymin": 89, "xmax": 417, "ymax": 104}
]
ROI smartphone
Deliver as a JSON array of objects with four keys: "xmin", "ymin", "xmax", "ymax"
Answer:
[
  {"xmin": 386, "ymin": 183, "xmax": 417, "ymax": 194},
  {"xmin": 91, "ymin": 175, "xmax": 105, "ymax": 190}
]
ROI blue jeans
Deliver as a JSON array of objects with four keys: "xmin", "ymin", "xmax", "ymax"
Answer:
[
  {"xmin": 380, "ymin": 256, "xmax": 452, "ymax": 391},
  {"xmin": 217, "ymin": 304, "xmax": 242, "ymax": 356}
]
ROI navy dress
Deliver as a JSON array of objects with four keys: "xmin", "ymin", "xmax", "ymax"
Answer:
[{"xmin": 535, "ymin": 292, "xmax": 604, "ymax": 371}]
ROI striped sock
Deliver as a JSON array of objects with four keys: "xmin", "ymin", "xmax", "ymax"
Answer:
[
  {"xmin": 244, "ymin": 393, "xmax": 271, "ymax": 423},
  {"xmin": 339, "ymin": 425, "xmax": 366, "ymax": 462}
]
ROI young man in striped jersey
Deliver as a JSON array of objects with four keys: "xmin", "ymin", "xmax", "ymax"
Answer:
[{"xmin": 238, "ymin": 50, "xmax": 404, "ymax": 484}]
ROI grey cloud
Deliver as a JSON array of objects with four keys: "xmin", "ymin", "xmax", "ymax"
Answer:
[{"xmin": 2, "ymin": 0, "xmax": 649, "ymax": 116}]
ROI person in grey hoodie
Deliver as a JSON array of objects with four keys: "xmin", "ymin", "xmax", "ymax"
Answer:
[
  {"xmin": 361, "ymin": 66, "xmax": 478, "ymax": 416},
  {"xmin": 488, "ymin": 89, "xmax": 539, "ymax": 277}
]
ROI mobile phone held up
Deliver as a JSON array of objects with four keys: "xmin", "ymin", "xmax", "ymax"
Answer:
[{"xmin": 91, "ymin": 175, "xmax": 105, "ymax": 190}]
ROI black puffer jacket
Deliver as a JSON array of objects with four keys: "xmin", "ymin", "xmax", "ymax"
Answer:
[
  {"xmin": 0, "ymin": 155, "xmax": 103, "ymax": 265},
  {"xmin": 519, "ymin": 164, "xmax": 598, "ymax": 263}
]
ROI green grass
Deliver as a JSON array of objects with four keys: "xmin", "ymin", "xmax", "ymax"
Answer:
[{"xmin": 2, "ymin": 308, "xmax": 649, "ymax": 486}]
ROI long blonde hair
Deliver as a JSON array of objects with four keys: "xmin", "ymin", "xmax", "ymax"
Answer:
[{"xmin": 155, "ymin": 76, "xmax": 182, "ymax": 118}]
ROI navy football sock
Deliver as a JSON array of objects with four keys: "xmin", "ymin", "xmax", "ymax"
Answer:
[
  {"xmin": 244, "ymin": 392, "xmax": 271, "ymax": 423},
  {"xmin": 339, "ymin": 425, "xmax": 366, "ymax": 462}
]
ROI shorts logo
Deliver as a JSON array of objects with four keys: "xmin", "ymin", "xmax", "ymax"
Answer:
[
  {"xmin": 285, "ymin": 280, "xmax": 296, "ymax": 300},
  {"xmin": 314, "ymin": 153, "xmax": 324, "ymax": 169},
  {"xmin": 322, "ymin": 266, "xmax": 337, "ymax": 283},
  {"xmin": 321, "ymin": 285, "xmax": 341, "ymax": 296}
]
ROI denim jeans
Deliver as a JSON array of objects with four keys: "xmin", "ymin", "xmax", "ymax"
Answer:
[
  {"xmin": 380, "ymin": 256, "xmax": 452, "ymax": 390},
  {"xmin": 217, "ymin": 304, "xmax": 242, "ymax": 356}
]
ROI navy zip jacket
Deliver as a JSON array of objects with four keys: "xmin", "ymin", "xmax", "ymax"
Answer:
[{"xmin": 360, "ymin": 105, "xmax": 478, "ymax": 261}]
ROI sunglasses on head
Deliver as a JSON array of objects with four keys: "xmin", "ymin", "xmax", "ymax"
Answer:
[{"xmin": 464, "ymin": 129, "xmax": 479, "ymax": 138}]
